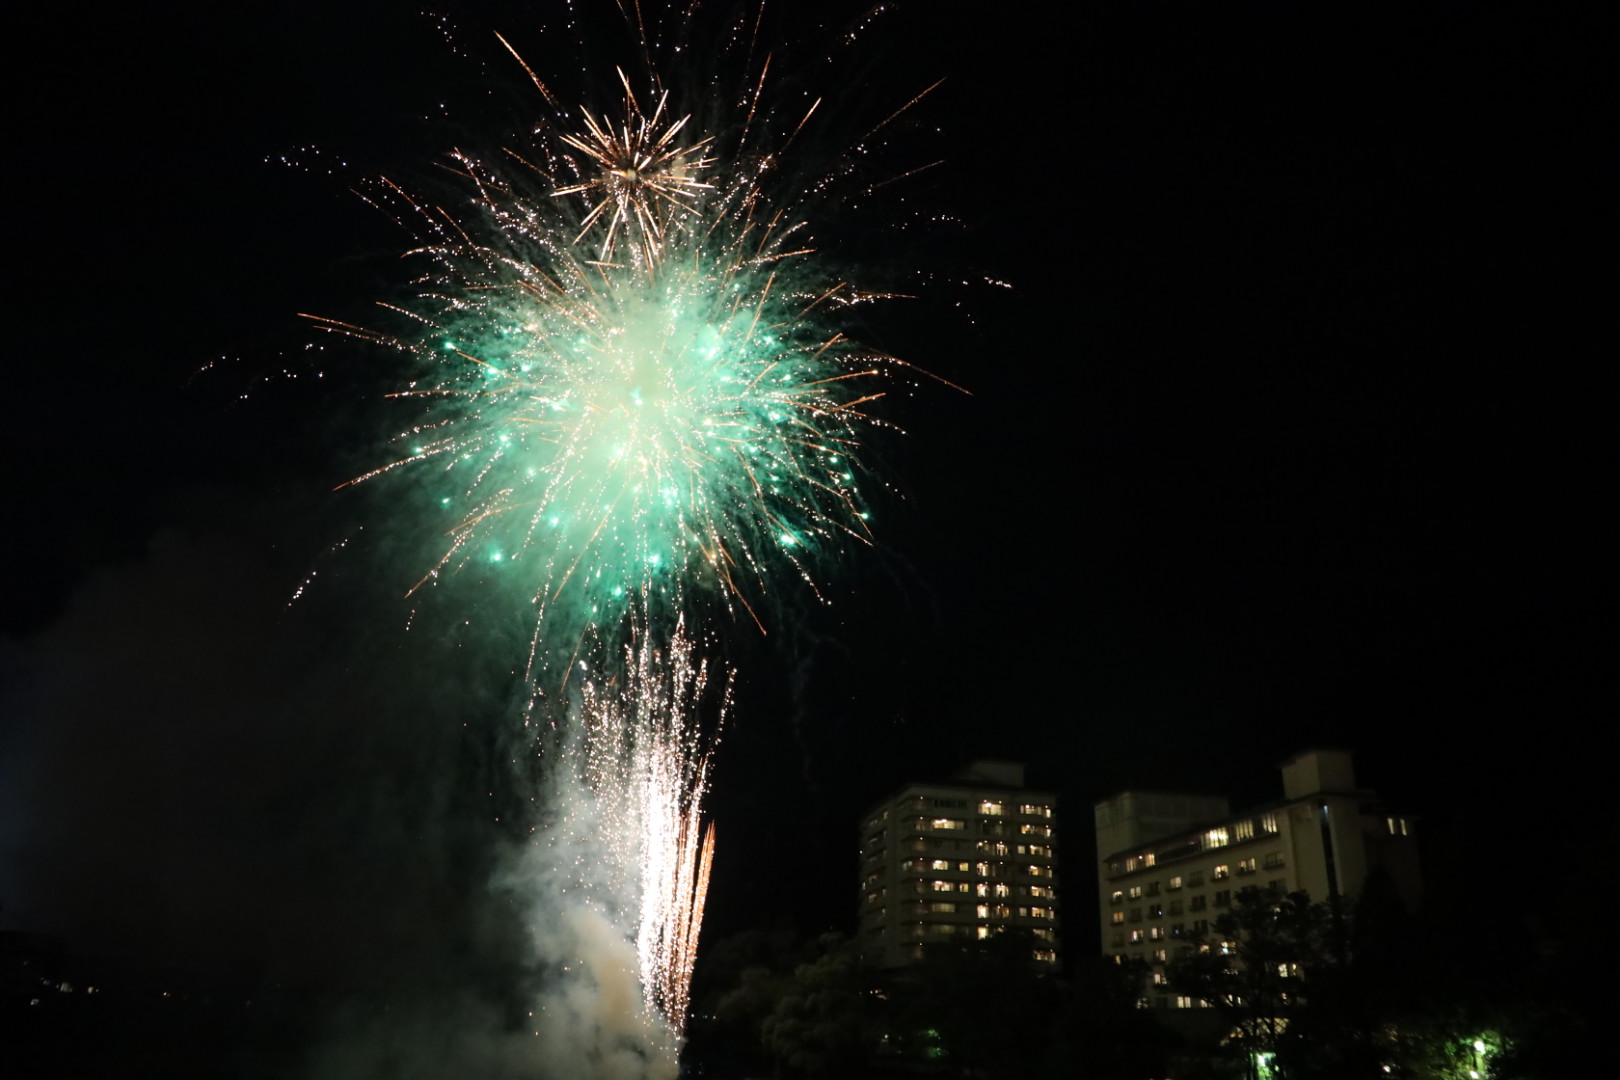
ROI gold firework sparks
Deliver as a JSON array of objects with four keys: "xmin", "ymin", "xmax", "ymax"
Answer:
[{"xmin": 554, "ymin": 69, "xmax": 716, "ymax": 268}]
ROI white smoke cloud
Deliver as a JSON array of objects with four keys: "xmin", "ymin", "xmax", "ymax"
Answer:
[{"xmin": 497, "ymin": 740, "xmax": 681, "ymax": 1080}]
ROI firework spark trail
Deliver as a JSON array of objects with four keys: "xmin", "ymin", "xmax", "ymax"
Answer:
[{"xmin": 577, "ymin": 622, "xmax": 728, "ymax": 1038}]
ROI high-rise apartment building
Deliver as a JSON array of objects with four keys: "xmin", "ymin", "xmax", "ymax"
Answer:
[
  {"xmin": 858, "ymin": 761, "xmax": 1061, "ymax": 967},
  {"xmin": 1093, "ymin": 749, "xmax": 1420, "ymax": 1007}
]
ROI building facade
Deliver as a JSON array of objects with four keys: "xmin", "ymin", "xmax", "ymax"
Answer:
[
  {"xmin": 1093, "ymin": 749, "xmax": 1420, "ymax": 1007},
  {"xmin": 858, "ymin": 761, "xmax": 1062, "ymax": 967}
]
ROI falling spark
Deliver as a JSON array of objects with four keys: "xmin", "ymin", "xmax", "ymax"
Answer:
[{"xmin": 578, "ymin": 621, "xmax": 728, "ymax": 1036}]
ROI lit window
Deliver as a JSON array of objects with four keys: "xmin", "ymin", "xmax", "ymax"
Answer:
[
  {"xmin": 1030, "ymin": 885, "xmax": 1053, "ymax": 899},
  {"xmin": 1203, "ymin": 827, "xmax": 1230, "ymax": 850},
  {"xmin": 1149, "ymin": 927, "xmax": 1163, "ymax": 940},
  {"xmin": 1152, "ymin": 972, "xmax": 1169, "ymax": 986},
  {"xmin": 1236, "ymin": 857, "xmax": 1256, "ymax": 875},
  {"xmin": 930, "ymin": 859, "xmax": 951, "ymax": 871},
  {"xmin": 978, "ymin": 800, "xmax": 1004, "ymax": 816},
  {"xmin": 1034, "ymin": 949, "xmax": 1057, "ymax": 963},
  {"xmin": 958, "ymin": 882, "xmax": 970, "ymax": 893},
  {"xmin": 1213, "ymin": 865, "xmax": 1230, "ymax": 880},
  {"xmin": 1031, "ymin": 906, "xmax": 1050, "ymax": 919},
  {"xmin": 994, "ymin": 882, "xmax": 1011, "ymax": 898},
  {"xmin": 1234, "ymin": 819, "xmax": 1255, "ymax": 841},
  {"xmin": 1154, "ymin": 948, "xmax": 1168, "ymax": 962},
  {"xmin": 1168, "ymin": 875, "xmax": 1183, "ymax": 891},
  {"xmin": 958, "ymin": 861, "xmax": 971, "ymax": 872},
  {"xmin": 1128, "ymin": 885, "xmax": 1143, "ymax": 900},
  {"xmin": 1130, "ymin": 930, "xmax": 1145, "ymax": 943},
  {"xmin": 1111, "ymin": 889, "xmax": 1124, "ymax": 905},
  {"xmin": 1175, "ymin": 995, "xmax": 1195, "ymax": 1008},
  {"xmin": 932, "ymin": 880, "xmax": 954, "ymax": 893},
  {"xmin": 978, "ymin": 904, "xmax": 991, "ymax": 919},
  {"xmin": 1020, "ymin": 823, "xmax": 1052, "ymax": 838},
  {"xmin": 932, "ymin": 818, "xmax": 966, "ymax": 831},
  {"xmin": 1111, "ymin": 912, "xmax": 1125, "ymax": 925},
  {"xmin": 1019, "ymin": 804, "xmax": 1053, "ymax": 818},
  {"xmin": 1261, "ymin": 812, "xmax": 1279, "ymax": 833}
]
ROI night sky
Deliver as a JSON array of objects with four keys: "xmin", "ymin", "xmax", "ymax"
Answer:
[{"xmin": 2, "ymin": 0, "xmax": 1608, "ymax": 1039}]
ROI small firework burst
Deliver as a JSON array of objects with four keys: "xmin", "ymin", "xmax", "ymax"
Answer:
[{"xmin": 554, "ymin": 69, "xmax": 716, "ymax": 268}]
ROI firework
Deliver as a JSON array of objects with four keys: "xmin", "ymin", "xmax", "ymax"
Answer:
[
  {"xmin": 308, "ymin": 77, "xmax": 911, "ymax": 674},
  {"xmin": 312, "ymin": 5, "xmax": 936, "ymax": 1048},
  {"xmin": 301, "ymin": 0, "xmax": 955, "ymax": 658},
  {"xmin": 551, "ymin": 67, "xmax": 717, "ymax": 269},
  {"xmin": 577, "ymin": 622, "xmax": 727, "ymax": 1037}
]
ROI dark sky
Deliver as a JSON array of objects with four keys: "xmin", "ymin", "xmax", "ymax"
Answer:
[{"xmin": 2, "ymin": 0, "xmax": 1608, "ymax": 1011}]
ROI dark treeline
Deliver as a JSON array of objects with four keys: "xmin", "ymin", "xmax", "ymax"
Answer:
[{"xmin": 682, "ymin": 882, "xmax": 1598, "ymax": 1080}]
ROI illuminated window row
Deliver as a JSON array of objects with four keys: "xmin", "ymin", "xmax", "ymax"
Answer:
[{"xmin": 1110, "ymin": 813, "xmax": 1284, "ymax": 875}]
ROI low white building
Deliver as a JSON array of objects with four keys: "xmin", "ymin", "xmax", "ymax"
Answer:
[{"xmin": 1094, "ymin": 748, "xmax": 1421, "ymax": 1007}]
